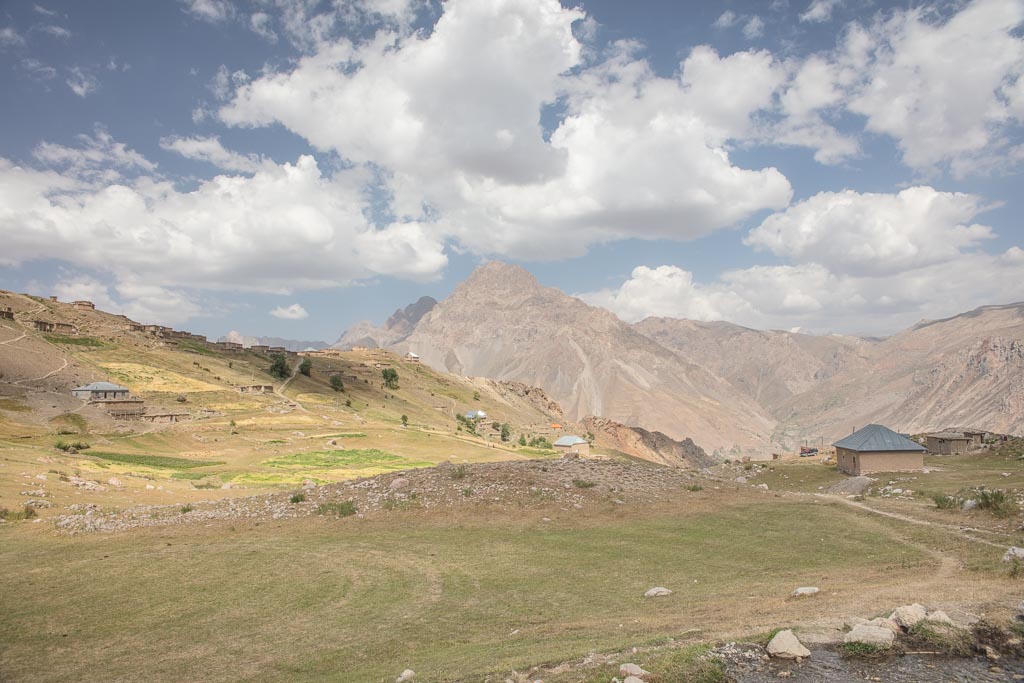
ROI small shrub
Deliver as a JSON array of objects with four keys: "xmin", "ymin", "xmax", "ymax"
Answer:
[
  {"xmin": 838, "ymin": 642, "xmax": 888, "ymax": 658},
  {"xmin": 316, "ymin": 501, "xmax": 357, "ymax": 517},
  {"xmin": 450, "ymin": 464, "xmax": 468, "ymax": 480},
  {"xmin": 906, "ymin": 621, "xmax": 972, "ymax": 656},
  {"xmin": 330, "ymin": 375, "xmax": 344, "ymax": 392},
  {"xmin": 180, "ymin": 504, "xmax": 194, "ymax": 514},
  {"xmin": 975, "ymin": 488, "xmax": 1016, "ymax": 517},
  {"xmin": 56, "ymin": 427, "xmax": 77, "ymax": 435},
  {"xmin": 931, "ymin": 493, "xmax": 961, "ymax": 509},
  {"xmin": 685, "ymin": 484, "xmax": 704, "ymax": 492},
  {"xmin": 55, "ymin": 440, "xmax": 90, "ymax": 452},
  {"xmin": 290, "ymin": 492, "xmax": 306, "ymax": 504},
  {"xmin": 743, "ymin": 463, "xmax": 754, "ymax": 471},
  {"xmin": 572, "ymin": 478, "xmax": 596, "ymax": 489},
  {"xmin": 345, "ymin": 399, "xmax": 352, "ymax": 407},
  {"xmin": 401, "ymin": 414, "xmax": 408, "ymax": 427},
  {"xmin": 0, "ymin": 506, "xmax": 37, "ymax": 521},
  {"xmin": 461, "ymin": 487, "xmax": 473, "ymax": 497},
  {"xmin": 299, "ymin": 358, "xmax": 312, "ymax": 376}
]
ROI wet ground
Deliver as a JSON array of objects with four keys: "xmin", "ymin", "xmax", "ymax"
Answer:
[{"xmin": 719, "ymin": 644, "xmax": 1024, "ymax": 682}]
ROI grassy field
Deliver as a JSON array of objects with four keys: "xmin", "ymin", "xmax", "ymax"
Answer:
[{"xmin": 1, "ymin": 496, "xmax": 1009, "ymax": 683}]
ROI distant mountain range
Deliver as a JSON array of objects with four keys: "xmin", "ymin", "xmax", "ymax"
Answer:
[
  {"xmin": 219, "ymin": 332, "xmax": 329, "ymax": 352},
  {"xmin": 336, "ymin": 262, "xmax": 1024, "ymax": 456}
]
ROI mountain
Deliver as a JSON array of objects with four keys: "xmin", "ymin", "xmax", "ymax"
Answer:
[
  {"xmin": 333, "ymin": 296, "xmax": 437, "ymax": 349},
  {"xmin": 395, "ymin": 262, "xmax": 775, "ymax": 455},
  {"xmin": 372, "ymin": 263, "xmax": 1024, "ymax": 455},
  {"xmin": 219, "ymin": 332, "xmax": 328, "ymax": 352}
]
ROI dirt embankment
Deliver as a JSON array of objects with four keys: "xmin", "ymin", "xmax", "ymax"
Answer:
[{"xmin": 583, "ymin": 416, "xmax": 712, "ymax": 468}]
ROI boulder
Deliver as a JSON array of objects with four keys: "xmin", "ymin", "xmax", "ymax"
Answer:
[
  {"xmin": 302, "ymin": 479, "xmax": 317, "ymax": 490},
  {"xmin": 767, "ymin": 629, "xmax": 811, "ymax": 659},
  {"xmin": 734, "ymin": 476, "xmax": 748, "ymax": 484},
  {"xmin": 620, "ymin": 662, "xmax": 650, "ymax": 677},
  {"xmin": 867, "ymin": 617, "xmax": 901, "ymax": 635},
  {"xmin": 962, "ymin": 499, "xmax": 978, "ymax": 511},
  {"xmin": 107, "ymin": 478, "xmax": 122, "ymax": 487},
  {"xmin": 390, "ymin": 477, "xmax": 410, "ymax": 491},
  {"xmin": 396, "ymin": 669, "xmax": 415, "ymax": 683},
  {"xmin": 891, "ymin": 603, "xmax": 927, "ymax": 629},
  {"xmin": 1002, "ymin": 547, "xmax": 1024, "ymax": 563},
  {"xmin": 844, "ymin": 624, "xmax": 895, "ymax": 648},
  {"xmin": 644, "ymin": 587, "xmax": 672, "ymax": 597},
  {"xmin": 926, "ymin": 610, "xmax": 955, "ymax": 625},
  {"xmin": 792, "ymin": 587, "xmax": 819, "ymax": 597}
]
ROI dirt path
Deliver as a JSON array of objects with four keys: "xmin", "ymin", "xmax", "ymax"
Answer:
[{"xmin": 815, "ymin": 493, "xmax": 1011, "ymax": 550}]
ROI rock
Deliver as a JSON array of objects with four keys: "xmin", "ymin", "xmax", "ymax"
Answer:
[
  {"xmin": 891, "ymin": 603, "xmax": 928, "ymax": 629},
  {"xmin": 867, "ymin": 617, "xmax": 901, "ymax": 635},
  {"xmin": 791, "ymin": 587, "xmax": 819, "ymax": 597},
  {"xmin": 396, "ymin": 669, "xmax": 415, "ymax": 683},
  {"xmin": 985, "ymin": 645, "xmax": 1001, "ymax": 660},
  {"xmin": 767, "ymin": 629, "xmax": 811, "ymax": 659},
  {"xmin": 844, "ymin": 624, "xmax": 895, "ymax": 648},
  {"xmin": 962, "ymin": 499, "xmax": 978, "ymax": 511},
  {"xmin": 757, "ymin": 483, "xmax": 769, "ymax": 490},
  {"xmin": 624, "ymin": 677, "xmax": 645, "ymax": 683},
  {"xmin": 107, "ymin": 477, "xmax": 122, "ymax": 487},
  {"xmin": 1003, "ymin": 547, "xmax": 1024, "ymax": 563},
  {"xmin": 302, "ymin": 479, "xmax": 317, "ymax": 490},
  {"xmin": 826, "ymin": 476, "xmax": 875, "ymax": 495},
  {"xmin": 644, "ymin": 587, "xmax": 672, "ymax": 597},
  {"xmin": 221, "ymin": 482, "xmax": 235, "ymax": 490},
  {"xmin": 926, "ymin": 610, "xmax": 955, "ymax": 625},
  {"xmin": 145, "ymin": 484, "xmax": 155, "ymax": 490},
  {"xmin": 390, "ymin": 477, "xmax": 410, "ymax": 491},
  {"xmin": 1017, "ymin": 600, "xmax": 1024, "ymax": 621},
  {"xmin": 620, "ymin": 663, "xmax": 650, "ymax": 677},
  {"xmin": 734, "ymin": 476, "xmax": 748, "ymax": 484}
]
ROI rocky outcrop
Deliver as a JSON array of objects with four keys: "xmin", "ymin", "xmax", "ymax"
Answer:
[
  {"xmin": 582, "ymin": 416, "xmax": 712, "ymax": 468},
  {"xmin": 333, "ymin": 296, "xmax": 437, "ymax": 350}
]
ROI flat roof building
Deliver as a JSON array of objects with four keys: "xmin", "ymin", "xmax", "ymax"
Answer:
[{"xmin": 925, "ymin": 431, "xmax": 972, "ymax": 455}]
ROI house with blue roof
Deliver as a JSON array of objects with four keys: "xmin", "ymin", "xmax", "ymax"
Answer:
[
  {"xmin": 833, "ymin": 424, "xmax": 926, "ymax": 476},
  {"xmin": 553, "ymin": 435, "xmax": 590, "ymax": 457}
]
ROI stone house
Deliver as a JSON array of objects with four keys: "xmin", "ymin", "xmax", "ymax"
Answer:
[
  {"xmin": 925, "ymin": 431, "xmax": 972, "ymax": 455},
  {"xmin": 72, "ymin": 381, "xmax": 131, "ymax": 400},
  {"xmin": 32, "ymin": 320, "xmax": 55, "ymax": 332},
  {"xmin": 71, "ymin": 300, "xmax": 95, "ymax": 310},
  {"xmin": 553, "ymin": 435, "xmax": 590, "ymax": 457},
  {"xmin": 250, "ymin": 345, "xmax": 270, "ymax": 353},
  {"xmin": 236, "ymin": 385, "xmax": 274, "ymax": 394},
  {"xmin": 834, "ymin": 424, "xmax": 926, "ymax": 475},
  {"xmin": 405, "ymin": 351, "xmax": 420, "ymax": 363},
  {"xmin": 53, "ymin": 322, "xmax": 77, "ymax": 335},
  {"xmin": 0, "ymin": 307, "xmax": 13, "ymax": 320}
]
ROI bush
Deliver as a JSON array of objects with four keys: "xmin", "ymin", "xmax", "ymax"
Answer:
[
  {"xmin": 316, "ymin": 501, "xmax": 357, "ymax": 517},
  {"xmin": 268, "ymin": 354, "xmax": 290, "ymax": 379},
  {"xmin": 974, "ymin": 488, "xmax": 1016, "ymax": 517},
  {"xmin": 931, "ymin": 493, "xmax": 961, "ymax": 509},
  {"xmin": 685, "ymin": 484, "xmax": 704, "ymax": 492},
  {"xmin": 55, "ymin": 439, "xmax": 90, "ymax": 452},
  {"xmin": 290, "ymin": 492, "xmax": 306, "ymax": 504},
  {"xmin": 0, "ymin": 506, "xmax": 37, "ymax": 521},
  {"xmin": 450, "ymin": 464, "xmax": 467, "ymax": 480},
  {"xmin": 330, "ymin": 375, "xmax": 344, "ymax": 392},
  {"xmin": 180, "ymin": 504, "xmax": 194, "ymax": 514},
  {"xmin": 838, "ymin": 642, "xmax": 888, "ymax": 658},
  {"xmin": 299, "ymin": 358, "xmax": 312, "ymax": 376},
  {"xmin": 500, "ymin": 423, "xmax": 511, "ymax": 442},
  {"xmin": 572, "ymin": 478, "xmax": 596, "ymax": 489},
  {"xmin": 401, "ymin": 414, "xmax": 408, "ymax": 427}
]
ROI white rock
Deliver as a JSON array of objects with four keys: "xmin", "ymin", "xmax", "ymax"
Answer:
[
  {"xmin": 145, "ymin": 484, "xmax": 155, "ymax": 490},
  {"xmin": 390, "ymin": 477, "xmax": 410, "ymax": 491},
  {"xmin": 644, "ymin": 587, "xmax": 672, "ymax": 597},
  {"xmin": 962, "ymin": 499, "xmax": 978, "ymax": 511},
  {"xmin": 620, "ymin": 663, "xmax": 650, "ymax": 677},
  {"xmin": 734, "ymin": 476, "xmax": 748, "ymax": 484},
  {"xmin": 107, "ymin": 477, "xmax": 122, "ymax": 487},
  {"xmin": 757, "ymin": 483, "xmax": 769, "ymax": 490},
  {"xmin": 926, "ymin": 610, "xmax": 955, "ymax": 625},
  {"xmin": 624, "ymin": 677, "xmax": 645, "ymax": 683},
  {"xmin": 891, "ymin": 603, "xmax": 928, "ymax": 629},
  {"xmin": 867, "ymin": 617, "xmax": 901, "ymax": 635},
  {"xmin": 844, "ymin": 624, "xmax": 895, "ymax": 648},
  {"xmin": 396, "ymin": 669, "xmax": 415, "ymax": 683},
  {"xmin": 792, "ymin": 587, "xmax": 819, "ymax": 597},
  {"xmin": 767, "ymin": 629, "xmax": 811, "ymax": 659},
  {"xmin": 1003, "ymin": 547, "xmax": 1024, "ymax": 563}
]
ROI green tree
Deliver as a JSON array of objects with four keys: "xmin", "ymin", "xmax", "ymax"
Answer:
[
  {"xmin": 473, "ymin": 390, "xmax": 480, "ymax": 401},
  {"xmin": 401, "ymin": 414, "xmax": 408, "ymax": 427},
  {"xmin": 268, "ymin": 353, "xmax": 289, "ymax": 380},
  {"xmin": 500, "ymin": 423, "xmax": 511, "ymax": 442},
  {"xmin": 382, "ymin": 367, "xmax": 399, "ymax": 389},
  {"xmin": 491, "ymin": 421, "xmax": 500, "ymax": 431},
  {"xmin": 299, "ymin": 358, "xmax": 313, "ymax": 376},
  {"xmin": 329, "ymin": 375, "xmax": 344, "ymax": 392},
  {"xmin": 518, "ymin": 434, "xmax": 526, "ymax": 446}
]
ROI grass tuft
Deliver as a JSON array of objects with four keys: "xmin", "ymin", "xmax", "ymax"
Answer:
[
  {"xmin": 0, "ymin": 506, "xmax": 38, "ymax": 521},
  {"xmin": 572, "ymin": 478, "xmax": 596, "ymax": 489},
  {"xmin": 838, "ymin": 642, "xmax": 889, "ymax": 658},
  {"xmin": 316, "ymin": 501, "xmax": 357, "ymax": 517},
  {"xmin": 290, "ymin": 492, "xmax": 306, "ymax": 504}
]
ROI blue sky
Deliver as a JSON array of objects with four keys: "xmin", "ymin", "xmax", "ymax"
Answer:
[{"xmin": 1, "ymin": 0, "xmax": 1023, "ymax": 342}]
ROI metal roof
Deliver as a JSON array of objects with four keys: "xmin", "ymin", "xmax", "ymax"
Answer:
[
  {"xmin": 833, "ymin": 424, "xmax": 925, "ymax": 452},
  {"xmin": 553, "ymin": 435, "xmax": 587, "ymax": 446},
  {"xmin": 73, "ymin": 382, "xmax": 129, "ymax": 392}
]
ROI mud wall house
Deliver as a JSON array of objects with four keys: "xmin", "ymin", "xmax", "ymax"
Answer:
[
  {"xmin": 250, "ymin": 345, "xmax": 270, "ymax": 353},
  {"xmin": 53, "ymin": 322, "xmax": 77, "ymax": 335},
  {"xmin": 236, "ymin": 385, "xmax": 274, "ymax": 394},
  {"xmin": 553, "ymin": 435, "xmax": 590, "ymax": 457},
  {"xmin": 0, "ymin": 307, "xmax": 14, "ymax": 320},
  {"xmin": 72, "ymin": 381, "xmax": 131, "ymax": 400},
  {"xmin": 405, "ymin": 351, "xmax": 420, "ymax": 363},
  {"xmin": 833, "ymin": 424, "xmax": 926, "ymax": 476},
  {"xmin": 925, "ymin": 432, "xmax": 972, "ymax": 455},
  {"xmin": 93, "ymin": 398, "xmax": 146, "ymax": 419},
  {"xmin": 32, "ymin": 320, "xmax": 55, "ymax": 332},
  {"xmin": 71, "ymin": 300, "xmax": 95, "ymax": 310}
]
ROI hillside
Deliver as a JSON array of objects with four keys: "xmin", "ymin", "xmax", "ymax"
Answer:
[{"xmin": 396, "ymin": 263, "xmax": 776, "ymax": 455}]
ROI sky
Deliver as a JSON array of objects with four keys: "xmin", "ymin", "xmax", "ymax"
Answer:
[{"xmin": 1, "ymin": 0, "xmax": 1023, "ymax": 342}]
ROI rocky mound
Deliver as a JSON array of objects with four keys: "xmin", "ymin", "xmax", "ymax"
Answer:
[{"xmin": 583, "ymin": 416, "xmax": 713, "ymax": 468}]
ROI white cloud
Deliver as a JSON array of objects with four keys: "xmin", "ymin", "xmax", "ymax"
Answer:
[
  {"xmin": 65, "ymin": 66, "xmax": 98, "ymax": 97},
  {"xmin": 800, "ymin": 0, "xmax": 842, "ymax": 23},
  {"xmin": 745, "ymin": 187, "xmax": 995, "ymax": 275},
  {"xmin": 222, "ymin": 0, "xmax": 793, "ymax": 260},
  {"xmin": 0, "ymin": 27, "xmax": 26, "ymax": 47},
  {"xmin": 181, "ymin": 0, "xmax": 234, "ymax": 23},
  {"xmin": 846, "ymin": 0, "xmax": 1024, "ymax": 177},
  {"xmin": 159, "ymin": 135, "xmax": 264, "ymax": 173},
  {"xmin": 270, "ymin": 303, "xmax": 308, "ymax": 320},
  {"xmin": 33, "ymin": 126, "xmax": 156, "ymax": 181},
  {"xmin": 743, "ymin": 16, "xmax": 765, "ymax": 39},
  {"xmin": 52, "ymin": 276, "xmax": 203, "ymax": 326},
  {"xmin": 713, "ymin": 10, "xmax": 738, "ymax": 28},
  {"xmin": 34, "ymin": 5, "xmax": 59, "ymax": 17},
  {"xmin": 208, "ymin": 64, "xmax": 248, "ymax": 100},
  {"xmin": 1, "ymin": 133, "xmax": 448, "ymax": 296},
  {"xmin": 21, "ymin": 58, "xmax": 57, "ymax": 80},
  {"xmin": 39, "ymin": 24, "xmax": 71, "ymax": 39},
  {"xmin": 250, "ymin": 12, "xmax": 278, "ymax": 43}
]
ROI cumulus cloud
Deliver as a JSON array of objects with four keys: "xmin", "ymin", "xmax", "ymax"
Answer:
[
  {"xmin": 1, "ymin": 133, "xmax": 448, "ymax": 300},
  {"xmin": 745, "ymin": 187, "xmax": 996, "ymax": 275},
  {"xmin": 222, "ymin": 0, "xmax": 793, "ymax": 259},
  {"xmin": 33, "ymin": 126, "xmax": 156, "ymax": 182},
  {"xmin": 181, "ymin": 0, "xmax": 234, "ymax": 23},
  {"xmin": 249, "ymin": 12, "xmax": 277, "ymax": 42},
  {"xmin": 713, "ymin": 11, "xmax": 738, "ymax": 28},
  {"xmin": 270, "ymin": 303, "xmax": 308, "ymax": 320},
  {"xmin": 743, "ymin": 16, "xmax": 765, "ymax": 39},
  {"xmin": 65, "ymin": 66, "xmax": 98, "ymax": 97},
  {"xmin": 52, "ymin": 276, "xmax": 203, "ymax": 326},
  {"xmin": 800, "ymin": 0, "xmax": 842, "ymax": 23},
  {"xmin": 159, "ymin": 135, "xmax": 264, "ymax": 173}
]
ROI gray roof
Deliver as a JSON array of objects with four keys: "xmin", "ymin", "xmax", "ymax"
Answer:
[
  {"xmin": 833, "ymin": 424, "xmax": 925, "ymax": 452},
  {"xmin": 73, "ymin": 381, "xmax": 129, "ymax": 392},
  {"xmin": 926, "ymin": 431, "xmax": 971, "ymax": 440},
  {"xmin": 553, "ymin": 435, "xmax": 587, "ymax": 447}
]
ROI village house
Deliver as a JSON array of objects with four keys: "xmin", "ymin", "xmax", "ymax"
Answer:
[
  {"xmin": 833, "ymin": 424, "xmax": 926, "ymax": 475},
  {"xmin": 93, "ymin": 398, "xmax": 146, "ymax": 420},
  {"xmin": 236, "ymin": 385, "xmax": 274, "ymax": 394},
  {"xmin": 71, "ymin": 300, "xmax": 95, "ymax": 310},
  {"xmin": 250, "ymin": 345, "xmax": 270, "ymax": 353},
  {"xmin": 32, "ymin": 320, "xmax": 55, "ymax": 332},
  {"xmin": 405, "ymin": 351, "xmax": 420, "ymax": 363},
  {"xmin": 267, "ymin": 346, "xmax": 286, "ymax": 354},
  {"xmin": 0, "ymin": 307, "xmax": 14, "ymax": 320},
  {"xmin": 72, "ymin": 381, "xmax": 131, "ymax": 400},
  {"xmin": 53, "ymin": 322, "xmax": 78, "ymax": 335},
  {"xmin": 553, "ymin": 435, "xmax": 590, "ymax": 457},
  {"xmin": 925, "ymin": 431, "xmax": 973, "ymax": 455},
  {"xmin": 464, "ymin": 410, "xmax": 487, "ymax": 420},
  {"xmin": 216, "ymin": 341, "xmax": 244, "ymax": 352},
  {"xmin": 128, "ymin": 323, "xmax": 145, "ymax": 332}
]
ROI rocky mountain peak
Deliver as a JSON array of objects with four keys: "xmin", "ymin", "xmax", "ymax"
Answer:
[{"xmin": 460, "ymin": 261, "xmax": 543, "ymax": 295}]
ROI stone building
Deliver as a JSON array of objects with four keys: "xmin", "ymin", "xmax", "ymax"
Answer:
[
  {"xmin": 72, "ymin": 382, "xmax": 131, "ymax": 400},
  {"xmin": 71, "ymin": 300, "xmax": 95, "ymax": 310},
  {"xmin": 834, "ymin": 424, "xmax": 926, "ymax": 476},
  {"xmin": 553, "ymin": 435, "xmax": 590, "ymax": 457},
  {"xmin": 925, "ymin": 431, "xmax": 972, "ymax": 455}
]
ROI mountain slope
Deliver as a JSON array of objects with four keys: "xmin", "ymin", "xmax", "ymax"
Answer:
[
  {"xmin": 397, "ymin": 262, "xmax": 775, "ymax": 454},
  {"xmin": 333, "ymin": 296, "xmax": 437, "ymax": 349}
]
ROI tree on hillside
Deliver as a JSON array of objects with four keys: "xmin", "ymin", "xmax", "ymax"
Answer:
[
  {"xmin": 299, "ymin": 358, "xmax": 312, "ymax": 376},
  {"xmin": 518, "ymin": 434, "xmax": 526, "ymax": 446},
  {"xmin": 401, "ymin": 414, "xmax": 408, "ymax": 427},
  {"xmin": 268, "ymin": 354, "xmax": 289, "ymax": 380},
  {"xmin": 500, "ymin": 423, "xmax": 511, "ymax": 442},
  {"xmin": 330, "ymin": 375, "xmax": 344, "ymax": 392},
  {"xmin": 382, "ymin": 367, "xmax": 399, "ymax": 389}
]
